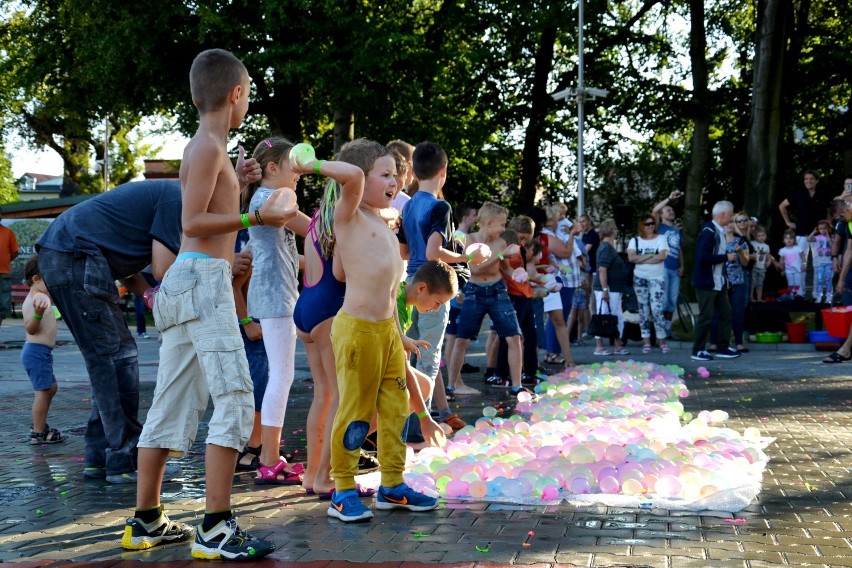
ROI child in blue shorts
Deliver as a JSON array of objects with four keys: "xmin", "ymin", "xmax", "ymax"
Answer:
[
  {"xmin": 20, "ymin": 255, "xmax": 64, "ymax": 444},
  {"xmin": 567, "ymin": 277, "xmax": 590, "ymax": 346},
  {"xmin": 446, "ymin": 202, "xmax": 525, "ymax": 395}
]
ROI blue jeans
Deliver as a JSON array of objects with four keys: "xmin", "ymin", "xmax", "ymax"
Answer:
[
  {"xmin": 240, "ymin": 322, "xmax": 269, "ymax": 410},
  {"xmin": 39, "ymin": 248, "xmax": 141, "ymax": 476},
  {"xmin": 663, "ymin": 267, "xmax": 680, "ymax": 314},
  {"xmin": 405, "ymin": 300, "xmax": 449, "ymax": 443},
  {"xmin": 456, "ymin": 280, "xmax": 520, "ymax": 339}
]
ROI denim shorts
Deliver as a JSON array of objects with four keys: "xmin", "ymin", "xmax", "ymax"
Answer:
[
  {"xmin": 138, "ymin": 258, "xmax": 254, "ymax": 455},
  {"xmin": 21, "ymin": 342, "xmax": 56, "ymax": 391},
  {"xmin": 445, "ymin": 305, "xmax": 461, "ymax": 335},
  {"xmin": 456, "ymin": 280, "xmax": 521, "ymax": 340}
]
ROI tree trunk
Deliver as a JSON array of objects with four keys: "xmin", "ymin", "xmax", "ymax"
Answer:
[
  {"xmin": 682, "ymin": 0, "xmax": 710, "ymax": 287},
  {"xmin": 333, "ymin": 109, "xmax": 354, "ymax": 155},
  {"xmin": 518, "ymin": 25, "xmax": 557, "ymax": 212},
  {"xmin": 744, "ymin": 0, "xmax": 789, "ymax": 226}
]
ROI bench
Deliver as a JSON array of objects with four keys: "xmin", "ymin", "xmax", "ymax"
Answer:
[{"xmin": 11, "ymin": 283, "xmax": 30, "ymax": 317}]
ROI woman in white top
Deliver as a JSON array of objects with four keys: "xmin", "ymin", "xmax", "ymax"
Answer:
[{"xmin": 627, "ymin": 213, "xmax": 670, "ymax": 353}]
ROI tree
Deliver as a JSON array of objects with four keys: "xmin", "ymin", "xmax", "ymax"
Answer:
[{"xmin": 0, "ymin": 142, "xmax": 18, "ymax": 203}]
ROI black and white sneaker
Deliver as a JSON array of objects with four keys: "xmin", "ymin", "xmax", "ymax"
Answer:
[
  {"xmin": 483, "ymin": 374, "xmax": 509, "ymax": 388},
  {"xmin": 715, "ymin": 347, "xmax": 742, "ymax": 359},
  {"xmin": 690, "ymin": 350, "xmax": 714, "ymax": 361},
  {"xmin": 191, "ymin": 517, "xmax": 275, "ymax": 560},
  {"xmin": 521, "ymin": 373, "xmax": 543, "ymax": 387},
  {"xmin": 121, "ymin": 505, "xmax": 194, "ymax": 550}
]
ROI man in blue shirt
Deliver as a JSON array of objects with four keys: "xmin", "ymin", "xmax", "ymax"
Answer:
[{"xmin": 653, "ymin": 191, "xmax": 684, "ymax": 339}]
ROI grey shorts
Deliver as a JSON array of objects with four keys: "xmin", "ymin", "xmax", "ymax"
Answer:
[{"xmin": 138, "ymin": 258, "xmax": 254, "ymax": 456}]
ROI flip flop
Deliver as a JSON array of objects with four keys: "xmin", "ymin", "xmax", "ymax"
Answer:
[
  {"xmin": 316, "ymin": 484, "xmax": 376, "ymax": 500},
  {"xmin": 822, "ymin": 351, "xmax": 851, "ymax": 364}
]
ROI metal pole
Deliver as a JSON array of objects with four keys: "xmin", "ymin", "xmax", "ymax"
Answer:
[
  {"xmin": 104, "ymin": 116, "xmax": 110, "ymax": 191},
  {"xmin": 576, "ymin": 0, "xmax": 585, "ymax": 215}
]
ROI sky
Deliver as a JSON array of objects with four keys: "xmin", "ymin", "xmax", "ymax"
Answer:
[{"xmin": 8, "ymin": 121, "xmax": 190, "ymax": 181}]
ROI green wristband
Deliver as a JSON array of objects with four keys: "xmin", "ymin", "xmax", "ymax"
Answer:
[
  {"xmin": 314, "ymin": 160, "xmax": 325, "ymax": 175},
  {"xmin": 239, "ymin": 316, "xmax": 253, "ymax": 325},
  {"xmin": 467, "ymin": 253, "xmax": 473, "ymax": 262},
  {"xmin": 417, "ymin": 410, "xmax": 429, "ymax": 420},
  {"xmin": 32, "ymin": 313, "xmax": 43, "ymax": 320},
  {"xmin": 240, "ymin": 212, "xmax": 252, "ymax": 229}
]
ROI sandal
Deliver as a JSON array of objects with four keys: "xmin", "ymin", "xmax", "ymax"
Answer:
[
  {"xmin": 316, "ymin": 484, "xmax": 376, "ymax": 501},
  {"xmin": 30, "ymin": 425, "xmax": 64, "ymax": 445},
  {"xmin": 823, "ymin": 351, "xmax": 852, "ymax": 364},
  {"xmin": 593, "ymin": 348, "xmax": 612, "ymax": 356},
  {"xmin": 642, "ymin": 345, "xmax": 653, "ymax": 354},
  {"xmin": 613, "ymin": 347, "xmax": 630, "ymax": 355},
  {"xmin": 255, "ymin": 459, "xmax": 305, "ymax": 485},
  {"xmin": 660, "ymin": 344, "xmax": 671, "ymax": 354},
  {"xmin": 236, "ymin": 444, "xmax": 262, "ymax": 471},
  {"xmin": 544, "ymin": 353, "xmax": 566, "ymax": 365}
]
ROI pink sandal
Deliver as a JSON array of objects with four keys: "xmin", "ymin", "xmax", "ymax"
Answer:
[{"xmin": 255, "ymin": 459, "xmax": 304, "ymax": 485}]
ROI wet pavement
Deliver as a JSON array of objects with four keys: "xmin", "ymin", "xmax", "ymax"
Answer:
[{"xmin": 0, "ymin": 316, "xmax": 851, "ymax": 567}]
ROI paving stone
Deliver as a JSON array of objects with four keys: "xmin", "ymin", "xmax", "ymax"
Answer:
[{"xmin": 2, "ymin": 323, "xmax": 852, "ymax": 567}]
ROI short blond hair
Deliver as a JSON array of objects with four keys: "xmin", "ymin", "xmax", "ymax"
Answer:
[
  {"xmin": 478, "ymin": 201, "xmax": 508, "ymax": 222},
  {"xmin": 507, "ymin": 215, "xmax": 534, "ymax": 235}
]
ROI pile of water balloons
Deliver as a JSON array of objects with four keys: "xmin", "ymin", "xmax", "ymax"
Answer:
[{"xmin": 404, "ymin": 361, "xmax": 769, "ymax": 509}]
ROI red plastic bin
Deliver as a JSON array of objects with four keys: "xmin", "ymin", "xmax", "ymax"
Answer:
[
  {"xmin": 821, "ymin": 306, "xmax": 852, "ymax": 339},
  {"xmin": 785, "ymin": 321, "xmax": 807, "ymax": 343}
]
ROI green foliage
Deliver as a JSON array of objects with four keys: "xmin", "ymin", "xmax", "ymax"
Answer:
[
  {"xmin": 0, "ymin": 143, "xmax": 18, "ymax": 203},
  {"xmin": 0, "ymin": 0, "xmax": 850, "ymax": 230},
  {"xmin": 7, "ymin": 218, "xmax": 51, "ymax": 279}
]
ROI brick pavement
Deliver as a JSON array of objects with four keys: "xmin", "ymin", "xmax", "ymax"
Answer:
[{"xmin": 0, "ymin": 318, "xmax": 851, "ymax": 567}]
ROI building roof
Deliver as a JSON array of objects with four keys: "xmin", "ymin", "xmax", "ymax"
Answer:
[
  {"xmin": 0, "ymin": 195, "xmax": 94, "ymax": 219},
  {"xmin": 18, "ymin": 173, "xmax": 60, "ymax": 184}
]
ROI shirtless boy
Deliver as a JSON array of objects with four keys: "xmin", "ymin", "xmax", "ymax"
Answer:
[
  {"xmin": 123, "ymin": 48, "xmax": 296, "ymax": 560},
  {"xmin": 293, "ymin": 138, "xmax": 439, "ymax": 522},
  {"xmin": 446, "ymin": 202, "xmax": 524, "ymax": 396}
]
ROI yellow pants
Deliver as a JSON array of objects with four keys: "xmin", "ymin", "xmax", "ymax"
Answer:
[{"xmin": 330, "ymin": 311, "xmax": 409, "ymax": 491}]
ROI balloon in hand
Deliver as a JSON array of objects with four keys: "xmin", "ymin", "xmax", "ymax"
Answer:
[
  {"xmin": 276, "ymin": 186, "xmax": 298, "ymax": 210},
  {"xmin": 465, "ymin": 242, "xmax": 492, "ymax": 259},
  {"xmin": 289, "ymin": 143, "xmax": 316, "ymax": 170}
]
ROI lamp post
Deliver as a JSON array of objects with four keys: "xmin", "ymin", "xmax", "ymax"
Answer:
[
  {"xmin": 551, "ymin": 0, "xmax": 608, "ymax": 216},
  {"xmin": 103, "ymin": 116, "xmax": 110, "ymax": 191}
]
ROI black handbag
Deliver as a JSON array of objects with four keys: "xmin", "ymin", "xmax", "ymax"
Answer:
[{"xmin": 588, "ymin": 299, "xmax": 620, "ymax": 338}]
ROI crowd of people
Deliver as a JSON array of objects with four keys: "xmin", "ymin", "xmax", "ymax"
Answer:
[{"xmin": 5, "ymin": 45, "xmax": 852, "ymax": 562}]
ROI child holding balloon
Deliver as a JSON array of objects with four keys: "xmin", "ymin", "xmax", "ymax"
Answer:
[
  {"xmin": 289, "ymin": 139, "xmax": 439, "ymax": 523},
  {"xmin": 445, "ymin": 201, "xmax": 525, "ymax": 395},
  {"xmin": 243, "ymin": 137, "xmax": 311, "ymax": 484}
]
